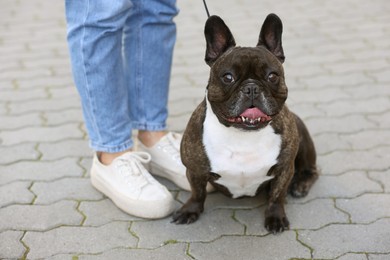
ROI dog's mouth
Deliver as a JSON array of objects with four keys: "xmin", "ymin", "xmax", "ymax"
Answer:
[{"xmin": 226, "ymin": 107, "xmax": 272, "ymax": 127}]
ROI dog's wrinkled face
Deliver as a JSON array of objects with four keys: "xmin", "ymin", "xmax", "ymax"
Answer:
[{"xmin": 205, "ymin": 14, "xmax": 288, "ymax": 130}]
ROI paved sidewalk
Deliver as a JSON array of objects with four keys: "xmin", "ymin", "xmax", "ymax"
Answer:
[{"xmin": 1, "ymin": 0, "xmax": 390, "ymax": 259}]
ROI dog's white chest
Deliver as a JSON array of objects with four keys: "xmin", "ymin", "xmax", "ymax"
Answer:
[{"xmin": 203, "ymin": 102, "xmax": 281, "ymax": 198}]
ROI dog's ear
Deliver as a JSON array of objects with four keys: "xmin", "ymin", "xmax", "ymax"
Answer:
[
  {"xmin": 204, "ymin": 15, "xmax": 236, "ymax": 66},
  {"xmin": 257, "ymin": 13, "xmax": 285, "ymax": 63}
]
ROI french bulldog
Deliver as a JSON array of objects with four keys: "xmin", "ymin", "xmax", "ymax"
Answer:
[{"xmin": 172, "ymin": 13, "xmax": 318, "ymax": 233}]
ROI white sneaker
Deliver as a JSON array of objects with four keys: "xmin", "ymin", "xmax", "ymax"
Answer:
[
  {"xmin": 138, "ymin": 132, "xmax": 215, "ymax": 193},
  {"xmin": 90, "ymin": 152, "xmax": 175, "ymax": 219}
]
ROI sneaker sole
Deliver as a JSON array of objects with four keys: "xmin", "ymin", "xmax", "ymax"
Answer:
[{"xmin": 90, "ymin": 168, "xmax": 174, "ymax": 219}]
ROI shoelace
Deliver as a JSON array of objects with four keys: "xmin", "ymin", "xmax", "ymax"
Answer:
[{"xmin": 115, "ymin": 152, "xmax": 152, "ymax": 188}]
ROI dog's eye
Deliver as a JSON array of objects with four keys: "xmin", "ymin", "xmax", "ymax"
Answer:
[
  {"xmin": 267, "ymin": 73, "xmax": 279, "ymax": 84},
  {"xmin": 222, "ymin": 73, "xmax": 235, "ymax": 84}
]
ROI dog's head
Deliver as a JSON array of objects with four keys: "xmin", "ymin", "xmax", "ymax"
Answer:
[{"xmin": 205, "ymin": 14, "xmax": 288, "ymax": 130}]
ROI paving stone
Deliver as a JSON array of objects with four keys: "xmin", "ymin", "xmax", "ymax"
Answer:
[
  {"xmin": 285, "ymin": 64, "xmax": 330, "ymax": 79},
  {"xmin": 0, "ymin": 123, "xmax": 83, "ymax": 145},
  {"xmin": 0, "ymin": 230, "xmax": 25, "ymax": 259},
  {"xmin": 350, "ymin": 48, "xmax": 390, "ymax": 62},
  {"xmin": 51, "ymin": 61, "xmax": 73, "ymax": 75},
  {"xmin": 39, "ymin": 139, "xmax": 91, "ymax": 160},
  {"xmin": 79, "ymin": 156, "xmax": 93, "ymax": 175},
  {"xmin": 294, "ymin": 171, "xmax": 382, "ymax": 202},
  {"xmin": 44, "ymin": 108, "xmax": 84, "ymax": 125},
  {"xmin": 368, "ymin": 69, "xmax": 390, "ymax": 83},
  {"xmin": 369, "ymin": 170, "xmax": 390, "ymax": 193},
  {"xmin": 367, "ymin": 113, "xmax": 390, "ymax": 129},
  {"xmin": 317, "ymin": 96, "xmax": 390, "ymax": 117},
  {"xmin": 79, "ymin": 199, "xmax": 141, "ymax": 226},
  {"xmin": 0, "ymin": 181, "xmax": 34, "ymax": 208},
  {"xmin": 80, "ymin": 123, "xmax": 88, "ymax": 137},
  {"xmin": 0, "ymin": 113, "xmax": 43, "ymax": 130},
  {"xmin": 235, "ymin": 199, "xmax": 348, "ymax": 233},
  {"xmin": 313, "ymin": 133, "xmax": 351, "ymax": 155},
  {"xmin": 177, "ymin": 190, "xmax": 267, "ymax": 210},
  {"xmin": 287, "ymin": 199, "xmax": 349, "ymax": 229},
  {"xmin": 79, "ymin": 243, "xmax": 192, "ymax": 260},
  {"xmin": 187, "ymin": 74, "xmax": 212, "ymax": 91},
  {"xmin": 189, "ymin": 232, "xmax": 311, "ymax": 260},
  {"xmin": 8, "ymin": 96, "xmax": 80, "ymax": 115},
  {"xmin": 233, "ymin": 207, "xmax": 269, "ymax": 236},
  {"xmin": 288, "ymin": 87, "xmax": 349, "ymax": 105},
  {"xmin": 45, "ymin": 254, "xmax": 78, "ymax": 260},
  {"xmin": 167, "ymin": 114, "xmax": 191, "ymax": 132},
  {"xmin": 0, "ymin": 67, "xmax": 53, "ymax": 81},
  {"xmin": 0, "ymin": 158, "xmax": 83, "ymax": 185},
  {"xmin": 26, "ymin": 43, "xmax": 71, "ymax": 57},
  {"xmin": 319, "ymin": 147, "xmax": 390, "ymax": 175},
  {"xmin": 16, "ymin": 75, "xmax": 74, "ymax": 89},
  {"xmin": 168, "ymin": 98, "xmax": 200, "ymax": 117},
  {"xmin": 23, "ymin": 222, "xmax": 136, "ymax": 259},
  {"xmin": 0, "ymin": 200, "xmax": 82, "ymax": 231},
  {"xmin": 299, "ymin": 219, "xmax": 390, "ymax": 259},
  {"xmin": 0, "ymin": 88, "xmax": 47, "ymax": 102},
  {"xmin": 337, "ymin": 194, "xmax": 390, "ymax": 224},
  {"xmin": 343, "ymin": 84, "xmax": 390, "ymax": 100},
  {"xmin": 369, "ymin": 254, "xmax": 390, "ymax": 260},
  {"xmin": 9, "ymin": 52, "xmax": 55, "ymax": 65},
  {"xmin": 0, "ymin": 142, "xmax": 40, "ymax": 165},
  {"xmin": 288, "ymin": 103, "xmax": 326, "ymax": 120},
  {"xmin": 298, "ymin": 72, "xmax": 374, "ymax": 90},
  {"xmin": 296, "ymin": 50, "xmax": 349, "ymax": 68},
  {"xmin": 49, "ymin": 86, "xmax": 79, "ymax": 99},
  {"xmin": 0, "ymin": 102, "xmax": 8, "ymax": 115},
  {"xmin": 323, "ymin": 59, "xmax": 390, "ymax": 74},
  {"xmin": 340, "ymin": 130, "xmax": 390, "ymax": 150},
  {"xmin": 131, "ymin": 209, "xmax": 244, "ymax": 248},
  {"xmin": 306, "ymin": 114, "xmax": 377, "ymax": 136},
  {"xmin": 336, "ymin": 253, "xmax": 368, "ymax": 260},
  {"xmin": 0, "ymin": 58, "xmax": 20, "ymax": 71},
  {"xmin": 168, "ymin": 87, "xmax": 204, "ymax": 102},
  {"xmin": 31, "ymin": 177, "xmax": 103, "ymax": 204}
]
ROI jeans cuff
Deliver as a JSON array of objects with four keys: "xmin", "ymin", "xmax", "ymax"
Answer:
[
  {"xmin": 90, "ymin": 139, "xmax": 134, "ymax": 153},
  {"xmin": 132, "ymin": 121, "xmax": 167, "ymax": 132}
]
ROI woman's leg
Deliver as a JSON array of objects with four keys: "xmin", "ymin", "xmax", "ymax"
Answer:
[
  {"xmin": 123, "ymin": 0, "xmax": 178, "ymax": 144},
  {"xmin": 66, "ymin": 0, "xmax": 134, "ymax": 155},
  {"xmin": 65, "ymin": 0, "xmax": 176, "ymax": 219}
]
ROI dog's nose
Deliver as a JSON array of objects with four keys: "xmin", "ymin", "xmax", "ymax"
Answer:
[{"xmin": 243, "ymin": 84, "xmax": 260, "ymax": 99}]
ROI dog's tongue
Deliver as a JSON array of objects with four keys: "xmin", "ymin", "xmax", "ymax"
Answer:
[{"xmin": 240, "ymin": 107, "xmax": 268, "ymax": 119}]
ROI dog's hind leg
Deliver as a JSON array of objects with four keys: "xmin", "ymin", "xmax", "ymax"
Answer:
[{"xmin": 289, "ymin": 114, "xmax": 319, "ymax": 198}]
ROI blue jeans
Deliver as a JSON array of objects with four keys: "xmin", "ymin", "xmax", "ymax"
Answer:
[{"xmin": 65, "ymin": 0, "xmax": 178, "ymax": 153}]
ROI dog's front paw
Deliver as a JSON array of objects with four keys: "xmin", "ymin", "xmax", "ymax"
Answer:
[
  {"xmin": 289, "ymin": 169, "xmax": 319, "ymax": 198},
  {"xmin": 289, "ymin": 180, "xmax": 310, "ymax": 198},
  {"xmin": 265, "ymin": 214, "xmax": 290, "ymax": 234},
  {"xmin": 171, "ymin": 201, "xmax": 203, "ymax": 224},
  {"xmin": 172, "ymin": 209, "xmax": 200, "ymax": 224}
]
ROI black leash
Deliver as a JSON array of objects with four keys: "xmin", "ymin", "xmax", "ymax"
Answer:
[{"xmin": 203, "ymin": 0, "xmax": 211, "ymax": 18}]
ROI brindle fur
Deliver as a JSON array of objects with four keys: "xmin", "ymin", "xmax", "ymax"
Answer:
[{"xmin": 172, "ymin": 14, "xmax": 318, "ymax": 233}]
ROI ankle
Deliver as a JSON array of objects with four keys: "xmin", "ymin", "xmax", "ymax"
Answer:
[
  {"xmin": 98, "ymin": 149, "xmax": 132, "ymax": 165},
  {"xmin": 138, "ymin": 130, "xmax": 167, "ymax": 148}
]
